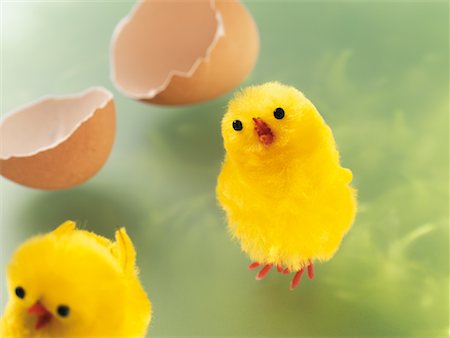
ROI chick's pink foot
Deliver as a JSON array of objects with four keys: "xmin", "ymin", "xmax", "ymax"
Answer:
[
  {"xmin": 290, "ymin": 260, "xmax": 315, "ymax": 291},
  {"xmin": 248, "ymin": 260, "xmax": 314, "ymax": 289},
  {"xmin": 256, "ymin": 264, "xmax": 273, "ymax": 280},
  {"xmin": 290, "ymin": 268, "xmax": 305, "ymax": 290},
  {"xmin": 248, "ymin": 262, "xmax": 260, "ymax": 270},
  {"xmin": 248, "ymin": 262, "xmax": 274, "ymax": 280},
  {"xmin": 307, "ymin": 261, "xmax": 314, "ymax": 279}
]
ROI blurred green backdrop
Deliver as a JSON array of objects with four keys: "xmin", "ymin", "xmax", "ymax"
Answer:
[{"xmin": 1, "ymin": 1, "xmax": 448, "ymax": 337}]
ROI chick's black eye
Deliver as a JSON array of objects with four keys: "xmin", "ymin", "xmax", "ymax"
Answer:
[
  {"xmin": 57, "ymin": 305, "xmax": 70, "ymax": 317},
  {"xmin": 232, "ymin": 120, "xmax": 243, "ymax": 131},
  {"xmin": 15, "ymin": 286, "xmax": 25, "ymax": 299},
  {"xmin": 274, "ymin": 107, "xmax": 285, "ymax": 119}
]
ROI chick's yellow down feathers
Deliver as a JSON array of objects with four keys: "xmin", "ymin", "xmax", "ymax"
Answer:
[
  {"xmin": 0, "ymin": 221, "xmax": 151, "ymax": 337},
  {"xmin": 217, "ymin": 82, "xmax": 357, "ymax": 286}
]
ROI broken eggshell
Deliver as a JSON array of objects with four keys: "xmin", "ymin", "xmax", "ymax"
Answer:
[
  {"xmin": 111, "ymin": 0, "xmax": 259, "ymax": 105},
  {"xmin": 0, "ymin": 87, "xmax": 116, "ymax": 190}
]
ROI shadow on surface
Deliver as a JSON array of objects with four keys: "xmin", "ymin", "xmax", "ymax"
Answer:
[{"xmin": 16, "ymin": 186, "xmax": 147, "ymax": 239}]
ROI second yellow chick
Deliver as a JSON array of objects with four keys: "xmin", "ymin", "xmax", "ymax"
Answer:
[
  {"xmin": 217, "ymin": 82, "xmax": 357, "ymax": 289},
  {"xmin": 0, "ymin": 221, "xmax": 151, "ymax": 337}
]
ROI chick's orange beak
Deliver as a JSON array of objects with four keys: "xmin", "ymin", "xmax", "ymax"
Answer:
[
  {"xmin": 28, "ymin": 302, "xmax": 52, "ymax": 330},
  {"xmin": 253, "ymin": 117, "xmax": 274, "ymax": 145}
]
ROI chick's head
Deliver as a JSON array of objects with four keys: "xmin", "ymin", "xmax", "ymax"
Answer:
[
  {"xmin": 222, "ymin": 82, "xmax": 325, "ymax": 165},
  {"xmin": 4, "ymin": 221, "xmax": 150, "ymax": 337}
]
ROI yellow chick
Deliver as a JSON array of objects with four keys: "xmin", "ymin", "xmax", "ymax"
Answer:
[
  {"xmin": 0, "ymin": 221, "xmax": 152, "ymax": 337},
  {"xmin": 217, "ymin": 82, "xmax": 357, "ymax": 290}
]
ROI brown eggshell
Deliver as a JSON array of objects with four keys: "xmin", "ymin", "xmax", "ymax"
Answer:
[
  {"xmin": 111, "ymin": 0, "xmax": 259, "ymax": 105},
  {"xmin": 0, "ymin": 87, "xmax": 116, "ymax": 190}
]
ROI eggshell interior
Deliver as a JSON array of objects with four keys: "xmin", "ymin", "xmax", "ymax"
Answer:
[
  {"xmin": 0, "ymin": 87, "xmax": 116, "ymax": 190},
  {"xmin": 111, "ymin": 0, "xmax": 259, "ymax": 105},
  {"xmin": 112, "ymin": 0, "xmax": 220, "ymax": 99}
]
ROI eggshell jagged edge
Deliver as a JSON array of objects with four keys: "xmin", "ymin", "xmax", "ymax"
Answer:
[
  {"xmin": 0, "ymin": 87, "xmax": 116, "ymax": 190},
  {"xmin": 110, "ymin": 0, "xmax": 259, "ymax": 105}
]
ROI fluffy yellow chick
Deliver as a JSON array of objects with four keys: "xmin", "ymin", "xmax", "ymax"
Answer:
[
  {"xmin": 0, "ymin": 221, "xmax": 151, "ymax": 337},
  {"xmin": 217, "ymin": 82, "xmax": 357, "ymax": 289}
]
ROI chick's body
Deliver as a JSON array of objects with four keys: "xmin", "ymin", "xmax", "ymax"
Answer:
[
  {"xmin": 0, "ymin": 221, "xmax": 151, "ymax": 337},
  {"xmin": 217, "ymin": 82, "xmax": 357, "ymax": 279}
]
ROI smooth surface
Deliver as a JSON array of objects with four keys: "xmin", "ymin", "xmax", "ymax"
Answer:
[{"xmin": 1, "ymin": 1, "xmax": 448, "ymax": 337}]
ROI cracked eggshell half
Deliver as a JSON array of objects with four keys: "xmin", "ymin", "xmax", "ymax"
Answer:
[
  {"xmin": 0, "ymin": 87, "xmax": 116, "ymax": 190},
  {"xmin": 111, "ymin": 0, "xmax": 259, "ymax": 105}
]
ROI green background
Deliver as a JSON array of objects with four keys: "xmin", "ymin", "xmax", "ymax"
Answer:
[{"xmin": 1, "ymin": 1, "xmax": 448, "ymax": 337}]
